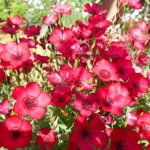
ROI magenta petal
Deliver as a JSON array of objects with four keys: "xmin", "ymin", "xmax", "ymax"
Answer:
[
  {"xmin": 26, "ymin": 82, "xmax": 41, "ymax": 98},
  {"xmin": 12, "ymin": 86, "xmax": 27, "ymax": 101},
  {"xmin": 37, "ymin": 92, "xmax": 51, "ymax": 107},
  {"xmin": 29, "ymin": 107, "xmax": 46, "ymax": 120}
]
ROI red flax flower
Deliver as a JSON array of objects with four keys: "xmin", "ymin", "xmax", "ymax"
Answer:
[
  {"xmin": 48, "ymin": 27, "xmax": 75, "ymax": 55},
  {"xmin": 107, "ymin": 41, "xmax": 128, "ymax": 61},
  {"xmin": 0, "ymin": 115, "xmax": 32, "ymax": 150},
  {"xmin": 73, "ymin": 66, "xmax": 95, "ymax": 90},
  {"xmin": 69, "ymin": 115, "xmax": 108, "ymax": 150},
  {"xmin": 127, "ymin": 73, "xmax": 149, "ymax": 97},
  {"xmin": 12, "ymin": 82, "xmax": 51, "ymax": 120},
  {"xmin": 0, "ymin": 41, "xmax": 31, "ymax": 69},
  {"xmin": 50, "ymin": 85, "xmax": 73, "ymax": 108},
  {"xmin": 93, "ymin": 59, "xmax": 119, "ymax": 82},
  {"xmin": 72, "ymin": 92, "xmax": 99, "ymax": 116},
  {"xmin": 24, "ymin": 25, "xmax": 41, "ymax": 37},
  {"xmin": 84, "ymin": 3, "xmax": 107, "ymax": 15},
  {"xmin": 110, "ymin": 128, "xmax": 142, "ymax": 150},
  {"xmin": 98, "ymin": 83, "xmax": 132, "ymax": 115},
  {"xmin": 137, "ymin": 113, "xmax": 150, "ymax": 141},
  {"xmin": 36, "ymin": 128, "xmax": 57, "ymax": 150}
]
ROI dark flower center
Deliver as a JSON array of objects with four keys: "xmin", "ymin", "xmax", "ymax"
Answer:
[
  {"xmin": 10, "ymin": 129, "xmax": 21, "ymax": 139},
  {"xmin": 57, "ymin": 97, "xmax": 64, "ymax": 103},
  {"xmin": 104, "ymin": 98, "xmax": 112, "ymax": 107},
  {"xmin": 83, "ymin": 102, "xmax": 91, "ymax": 109},
  {"xmin": 81, "ymin": 128, "xmax": 91, "ymax": 141},
  {"xmin": 133, "ymin": 81, "xmax": 139, "ymax": 88},
  {"xmin": 118, "ymin": 68, "xmax": 125, "ymax": 74},
  {"xmin": 99, "ymin": 69, "xmax": 111, "ymax": 79},
  {"xmin": 13, "ymin": 54, "xmax": 21, "ymax": 60},
  {"xmin": 116, "ymin": 141, "xmax": 126, "ymax": 150},
  {"xmin": 24, "ymin": 97, "xmax": 36, "ymax": 109}
]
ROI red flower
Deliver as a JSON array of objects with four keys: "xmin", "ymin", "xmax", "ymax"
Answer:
[
  {"xmin": 0, "ymin": 98, "xmax": 11, "ymax": 115},
  {"xmin": 93, "ymin": 59, "xmax": 119, "ymax": 82},
  {"xmin": 127, "ymin": 73, "xmax": 149, "ymax": 97},
  {"xmin": 69, "ymin": 115, "xmax": 108, "ymax": 149},
  {"xmin": 50, "ymin": 85, "xmax": 73, "ymax": 108},
  {"xmin": 107, "ymin": 41, "xmax": 128, "ymax": 61},
  {"xmin": 24, "ymin": 25, "xmax": 41, "ymax": 37},
  {"xmin": 0, "ymin": 68, "xmax": 5, "ymax": 83},
  {"xmin": 138, "ymin": 52, "xmax": 149, "ymax": 65},
  {"xmin": 51, "ymin": 2, "xmax": 71, "ymax": 15},
  {"xmin": 0, "ymin": 115, "xmax": 32, "ymax": 150},
  {"xmin": 12, "ymin": 82, "xmax": 51, "ymax": 120},
  {"xmin": 48, "ymin": 65, "xmax": 74, "ymax": 85},
  {"xmin": 137, "ymin": 113, "xmax": 150, "ymax": 141},
  {"xmin": 1, "ymin": 24, "xmax": 19, "ymax": 35},
  {"xmin": 72, "ymin": 92, "xmax": 99, "ymax": 116},
  {"xmin": 20, "ymin": 38, "xmax": 38, "ymax": 48},
  {"xmin": 130, "ymin": 28, "xmax": 148, "ymax": 43},
  {"xmin": 48, "ymin": 27, "xmax": 74, "ymax": 53},
  {"xmin": 42, "ymin": 15, "xmax": 58, "ymax": 25},
  {"xmin": 73, "ymin": 66, "xmax": 95, "ymax": 90},
  {"xmin": 34, "ymin": 54, "xmax": 49, "ymax": 64},
  {"xmin": 36, "ymin": 128, "xmax": 57, "ymax": 150},
  {"xmin": 114, "ymin": 59, "xmax": 135, "ymax": 81},
  {"xmin": 84, "ymin": 3, "xmax": 107, "ymax": 15},
  {"xmin": 7, "ymin": 15, "xmax": 24, "ymax": 26},
  {"xmin": 88, "ymin": 14, "xmax": 112, "ymax": 37},
  {"xmin": 110, "ymin": 128, "xmax": 142, "ymax": 150},
  {"xmin": 98, "ymin": 83, "xmax": 132, "ymax": 115},
  {"xmin": 0, "ymin": 41, "xmax": 31, "ymax": 69}
]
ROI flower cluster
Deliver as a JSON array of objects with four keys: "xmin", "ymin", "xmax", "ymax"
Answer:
[{"xmin": 0, "ymin": 1, "xmax": 149, "ymax": 150}]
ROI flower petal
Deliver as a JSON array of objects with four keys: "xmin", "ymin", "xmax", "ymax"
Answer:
[
  {"xmin": 29, "ymin": 107, "xmax": 46, "ymax": 120},
  {"xmin": 12, "ymin": 86, "xmax": 27, "ymax": 101},
  {"xmin": 26, "ymin": 82, "xmax": 41, "ymax": 98},
  {"xmin": 37, "ymin": 92, "xmax": 51, "ymax": 107}
]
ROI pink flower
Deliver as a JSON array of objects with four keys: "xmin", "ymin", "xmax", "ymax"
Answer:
[
  {"xmin": 12, "ymin": 82, "xmax": 51, "ymax": 120},
  {"xmin": 98, "ymin": 83, "xmax": 132, "ymax": 115},
  {"xmin": 42, "ymin": 15, "xmax": 58, "ymax": 25},
  {"xmin": 72, "ymin": 92, "xmax": 99, "ymax": 116},
  {"xmin": 121, "ymin": 0, "xmax": 142, "ymax": 9},
  {"xmin": 7, "ymin": 15, "xmax": 24, "ymax": 26},
  {"xmin": 51, "ymin": 2, "xmax": 71, "ymax": 15},
  {"xmin": 73, "ymin": 66, "xmax": 95, "ymax": 90},
  {"xmin": 93, "ymin": 59, "xmax": 119, "ymax": 82},
  {"xmin": 0, "ymin": 41, "xmax": 31, "ymax": 69},
  {"xmin": 0, "ymin": 98, "xmax": 11, "ymax": 115}
]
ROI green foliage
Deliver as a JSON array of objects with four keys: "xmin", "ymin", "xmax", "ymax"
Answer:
[{"xmin": 0, "ymin": 0, "xmax": 29, "ymax": 22}]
